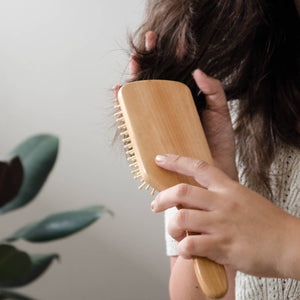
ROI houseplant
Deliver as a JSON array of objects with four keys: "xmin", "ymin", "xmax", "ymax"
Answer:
[{"xmin": 0, "ymin": 134, "xmax": 112, "ymax": 299}]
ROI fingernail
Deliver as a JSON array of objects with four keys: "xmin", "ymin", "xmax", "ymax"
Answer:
[
  {"xmin": 155, "ymin": 154, "xmax": 167, "ymax": 163},
  {"xmin": 193, "ymin": 69, "xmax": 206, "ymax": 77}
]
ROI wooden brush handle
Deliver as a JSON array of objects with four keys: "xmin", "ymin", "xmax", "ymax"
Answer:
[
  {"xmin": 178, "ymin": 204, "xmax": 227, "ymax": 298},
  {"xmin": 193, "ymin": 257, "xmax": 227, "ymax": 299}
]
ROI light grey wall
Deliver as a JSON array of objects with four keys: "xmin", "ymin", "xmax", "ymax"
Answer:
[{"xmin": 0, "ymin": 1, "xmax": 169, "ymax": 299}]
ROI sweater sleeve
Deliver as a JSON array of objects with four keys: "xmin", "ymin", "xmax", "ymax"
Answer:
[
  {"xmin": 235, "ymin": 144, "xmax": 300, "ymax": 300},
  {"xmin": 164, "ymin": 207, "xmax": 179, "ymax": 256}
]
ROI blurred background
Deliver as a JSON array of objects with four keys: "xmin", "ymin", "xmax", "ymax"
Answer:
[{"xmin": 0, "ymin": 0, "xmax": 169, "ymax": 299}]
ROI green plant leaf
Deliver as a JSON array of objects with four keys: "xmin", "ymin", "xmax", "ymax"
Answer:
[
  {"xmin": 0, "ymin": 134, "xmax": 59, "ymax": 214},
  {"xmin": 0, "ymin": 245, "xmax": 31, "ymax": 283},
  {"xmin": 5, "ymin": 206, "xmax": 113, "ymax": 242},
  {"xmin": 0, "ymin": 289, "xmax": 35, "ymax": 300},
  {"xmin": 0, "ymin": 156, "xmax": 23, "ymax": 208},
  {"xmin": 0, "ymin": 254, "xmax": 59, "ymax": 288}
]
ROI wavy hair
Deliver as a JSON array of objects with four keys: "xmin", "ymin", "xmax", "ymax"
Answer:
[{"xmin": 128, "ymin": 0, "xmax": 300, "ymax": 193}]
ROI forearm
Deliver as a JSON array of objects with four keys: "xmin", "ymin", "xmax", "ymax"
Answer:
[
  {"xmin": 280, "ymin": 214, "xmax": 300, "ymax": 280},
  {"xmin": 169, "ymin": 257, "xmax": 236, "ymax": 300},
  {"xmin": 170, "ymin": 257, "xmax": 207, "ymax": 300}
]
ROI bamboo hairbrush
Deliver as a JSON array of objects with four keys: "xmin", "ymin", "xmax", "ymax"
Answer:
[{"xmin": 115, "ymin": 80, "xmax": 228, "ymax": 299}]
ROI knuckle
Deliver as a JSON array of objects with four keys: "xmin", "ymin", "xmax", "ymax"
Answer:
[
  {"xmin": 220, "ymin": 196, "xmax": 239, "ymax": 214},
  {"xmin": 192, "ymin": 159, "xmax": 208, "ymax": 172},
  {"xmin": 182, "ymin": 237, "xmax": 196, "ymax": 253},
  {"xmin": 176, "ymin": 209, "xmax": 189, "ymax": 228},
  {"xmin": 175, "ymin": 183, "xmax": 189, "ymax": 198},
  {"xmin": 167, "ymin": 218, "xmax": 184, "ymax": 241},
  {"xmin": 171, "ymin": 154, "xmax": 181, "ymax": 164},
  {"xmin": 213, "ymin": 210, "xmax": 226, "ymax": 228},
  {"xmin": 227, "ymin": 198, "xmax": 239, "ymax": 212}
]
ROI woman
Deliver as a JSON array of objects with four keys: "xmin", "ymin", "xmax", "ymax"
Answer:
[{"xmin": 114, "ymin": 0, "xmax": 299, "ymax": 298}]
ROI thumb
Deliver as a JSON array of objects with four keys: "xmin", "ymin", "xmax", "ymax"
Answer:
[{"xmin": 192, "ymin": 69, "xmax": 228, "ymax": 112}]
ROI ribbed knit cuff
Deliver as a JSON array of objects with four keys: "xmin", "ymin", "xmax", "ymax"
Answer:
[{"xmin": 164, "ymin": 207, "xmax": 179, "ymax": 256}]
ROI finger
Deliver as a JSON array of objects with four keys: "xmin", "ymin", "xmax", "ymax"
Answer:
[
  {"xmin": 192, "ymin": 69, "xmax": 228, "ymax": 113},
  {"xmin": 152, "ymin": 183, "xmax": 215, "ymax": 213},
  {"xmin": 145, "ymin": 31, "xmax": 157, "ymax": 51},
  {"xmin": 129, "ymin": 31, "xmax": 157, "ymax": 80},
  {"xmin": 155, "ymin": 154, "xmax": 230, "ymax": 189},
  {"xmin": 168, "ymin": 209, "xmax": 213, "ymax": 242},
  {"xmin": 113, "ymin": 85, "xmax": 121, "ymax": 102},
  {"xmin": 178, "ymin": 235, "xmax": 218, "ymax": 260}
]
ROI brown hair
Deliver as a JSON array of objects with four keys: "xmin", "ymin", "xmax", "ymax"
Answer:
[{"xmin": 128, "ymin": 0, "xmax": 300, "ymax": 194}]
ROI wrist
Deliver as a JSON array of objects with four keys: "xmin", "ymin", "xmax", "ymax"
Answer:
[
  {"xmin": 228, "ymin": 163, "xmax": 239, "ymax": 182},
  {"xmin": 279, "ymin": 214, "xmax": 300, "ymax": 280}
]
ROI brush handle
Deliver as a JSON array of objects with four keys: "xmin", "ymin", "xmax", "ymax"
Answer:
[
  {"xmin": 178, "ymin": 204, "xmax": 227, "ymax": 298},
  {"xmin": 193, "ymin": 256, "xmax": 227, "ymax": 299}
]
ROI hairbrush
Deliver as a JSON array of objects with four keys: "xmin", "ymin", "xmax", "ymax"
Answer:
[{"xmin": 115, "ymin": 80, "xmax": 228, "ymax": 299}]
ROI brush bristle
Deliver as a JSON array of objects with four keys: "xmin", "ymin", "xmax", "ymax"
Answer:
[{"xmin": 114, "ymin": 103, "xmax": 156, "ymax": 196}]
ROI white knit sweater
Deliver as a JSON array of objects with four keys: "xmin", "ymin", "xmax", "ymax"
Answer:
[{"xmin": 164, "ymin": 102, "xmax": 300, "ymax": 299}]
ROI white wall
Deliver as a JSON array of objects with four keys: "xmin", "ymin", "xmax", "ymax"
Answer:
[{"xmin": 0, "ymin": 1, "xmax": 169, "ymax": 299}]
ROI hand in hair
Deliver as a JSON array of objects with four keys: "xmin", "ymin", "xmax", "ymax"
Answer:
[
  {"xmin": 192, "ymin": 69, "xmax": 238, "ymax": 181},
  {"xmin": 152, "ymin": 154, "xmax": 300, "ymax": 280}
]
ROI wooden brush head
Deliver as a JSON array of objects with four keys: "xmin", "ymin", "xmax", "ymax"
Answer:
[{"xmin": 117, "ymin": 80, "xmax": 213, "ymax": 193}]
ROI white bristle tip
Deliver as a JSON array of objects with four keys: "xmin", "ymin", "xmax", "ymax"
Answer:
[
  {"xmin": 138, "ymin": 182, "xmax": 147, "ymax": 190},
  {"xmin": 114, "ymin": 111, "xmax": 122, "ymax": 117},
  {"xmin": 126, "ymin": 150, "xmax": 135, "ymax": 155},
  {"xmin": 131, "ymin": 169, "xmax": 140, "ymax": 174},
  {"xmin": 120, "ymin": 131, "xmax": 128, "ymax": 136},
  {"xmin": 127, "ymin": 157, "xmax": 136, "ymax": 162},
  {"xmin": 129, "ymin": 162, "xmax": 138, "ymax": 168}
]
